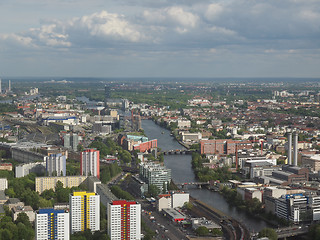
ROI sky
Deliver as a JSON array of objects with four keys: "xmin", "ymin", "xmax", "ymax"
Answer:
[{"xmin": 0, "ymin": 0, "xmax": 320, "ymax": 78}]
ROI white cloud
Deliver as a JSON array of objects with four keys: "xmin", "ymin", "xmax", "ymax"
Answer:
[
  {"xmin": 73, "ymin": 11, "xmax": 144, "ymax": 42},
  {"xmin": 205, "ymin": 3, "xmax": 224, "ymax": 20},
  {"xmin": 166, "ymin": 7, "xmax": 198, "ymax": 28}
]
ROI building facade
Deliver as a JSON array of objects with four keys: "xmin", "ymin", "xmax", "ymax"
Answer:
[
  {"xmin": 81, "ymin": 149, "xmax": 100, "ymax": 179},
  {"xmin": 35, "ymin": 176, "xmax": 87, "ymax": 194},
  {"xmin": 70, "ymin": 191, "xmax": 100, "ymax": 234},
  {"xmin": 107, "ymin": 200, "xmax": 141, "ymax": 240},
  {"xmin": 45, "ymin": 153, "xmax": 66, "ymax": 177},
  {"xmin": 139, "ymin": 162, "xmax": 171, "ymax": 192},
  {"xmin": 35, "ymin": 208, "xmax": 69, "ymax": 240}
]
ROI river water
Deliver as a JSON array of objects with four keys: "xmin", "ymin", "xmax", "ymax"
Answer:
[{"xmin": 141, "ymin": 120, "xmax": 268, "ymax": 233}]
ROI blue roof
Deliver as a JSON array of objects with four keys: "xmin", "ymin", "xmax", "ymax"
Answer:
[{"xmin": 38, "ymin": 208, "xmax": 64, "ymax": 214}]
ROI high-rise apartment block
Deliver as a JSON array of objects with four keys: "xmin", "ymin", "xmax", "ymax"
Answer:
[
  {"xmin": 45, "ymin": 153, "xmax": 66, "ymax": 176},
  {"xmin": 64, "ymin": 133, "xmax": 79, "ymax": 151},
  {"xmin": 35, "ymin": 208, "xmax": 70, "ymax": 240},
  {"xmin": 69, "ymin": 191, "xmax": 100, "ymax": 234},
  {"xmin": 81, "ymin": 149, "xmax": 100, "ymax": 179},
  {"xmin": 107, "ymin": 200, "xmax": 141, "ymax": 240}
]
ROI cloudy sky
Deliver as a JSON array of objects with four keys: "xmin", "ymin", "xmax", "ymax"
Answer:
[{"xmin": 0, "ymin": 0, "xmax": 320, "ymax": 78}]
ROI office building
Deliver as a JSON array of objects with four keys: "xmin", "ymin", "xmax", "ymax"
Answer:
[
  {"xmin": 45, "ymin": 153, "xmax": 66, "ymax": 176},
  {"xmin": 139, "ymin": 162, "xmax": 171, "ymax": 192},
  {"xmin": 35, "ymin": 208, "xmax": 69, "ymax": 240},
  {"xmin": 81, "ymin": 149, "xmax": 100, "ymax": 179},
  {"xmin": 108, "ymin": 200, "xmax": 141, "ymax": 240},
  {"xmin": 70, "ymin": 191, "xmax": 100, "ymax": 234}
]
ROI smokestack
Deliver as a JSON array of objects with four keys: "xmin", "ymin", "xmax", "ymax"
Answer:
[
  {"xmin": 293, "ymin": 130, "xmax": 298, "ymax": 166},
  {"xmin": 287, "ymin": 130, "xmax": 292, "ymax": 165}
]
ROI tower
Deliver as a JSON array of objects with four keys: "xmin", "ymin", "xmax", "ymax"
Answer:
[
  {"xmin": 35, "ymin": 208, "xmax": 70, "ymax": 240},
  {"xmin": 108, "ymin": 200, "xmax": 141, "ymax": 240},
  {"xmin": 8, "ymin": 79, "xmax": 11, "ymax": 92},
  {"xmin": 0, "ymin": 78, "xmax": 2, "ymax": 93},
  {"xmin": 70, "ymin": 191, "xmax": 100, "ymax": 234},
  {"xmin": 80, "ymin": 149, "xmax": 100, "ymax": 178}
]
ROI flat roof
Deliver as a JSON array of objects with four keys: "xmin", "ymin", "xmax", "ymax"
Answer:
[{"xmin": 163, "ymin": 208, "xmax": 185, "ymax": 219}]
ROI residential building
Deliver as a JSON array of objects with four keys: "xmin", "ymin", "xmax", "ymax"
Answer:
[
  {"xmin": 45, "ymin": 153, "xmax": 66, "ymax": 176},
  {"xmin": 81, "ymin": 149, "xmax": 100, "ymax": 179},
  {"xmin": 200, "ymin": 139, "xmax": 252, "ymax": 155},
  {"xmin": 35, "ymin": 208, "xmax": 69, "ymax": 240},
  {"xmin": 35, "ymin": 176, "xmax": 87, "ymax": 194},
  {"xmin": 64, "ymin": 133, "xmax": 79, "ymax": 151},
  {"xmin": 0, "ymin": 163, "xmax": 12, "ymax": 171},
  {"xmin": 0, "ymin": 178, "xmax": 8, "ymax": 191},
  {"xmin": 70, "ymin": 191, "xmax": 100, "ymax": 234},
  {"xmin": 157, "ymin": 192, "xmax": 189, "ymax": 211},
  {"xmin": 172, "ymin": 192, "xmax": 189, "ymax": 208},
  {"xmin": 180, "ymin": 132, "xmax": 202, "ymax": 143},
  {"xmin": 301, "ymin": 154, "xmax": 320, "ymax": 172},
  {"xmin": 158, "ymin": 194, "xmax": 172, "ymax": 212},
  {"xmin": 107, "ymin": 200, "xmax": 141, "ymax": 240},
  {"xmin": 4, "ymin": 198, "xmax": 24, "ymax": 210},
  {"xmin": 177, "ymin": 119, "xmax": 191, "ymax": 129},
  {"xmin": 12, "ymin": 205, "xmax": 35, "ymax": 222},
  {"xmin": 15, "ymin": 162, "xmax": 46, "ymax": 178},
  {"xmin": 133, "ymin": 139, "xmax": 157, "ymax": 153}
]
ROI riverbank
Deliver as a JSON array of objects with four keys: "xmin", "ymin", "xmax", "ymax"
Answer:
[
  {"xmin": 152, "ymin": 118, "xmax": 191, "ymax": 149},
  {"xmin": 188, "ymin": 197, "xmax": 250, "ymax": 240},
  {"xmin": 142, "ymin": 120, "xmax": 269, "ymax": 232}
]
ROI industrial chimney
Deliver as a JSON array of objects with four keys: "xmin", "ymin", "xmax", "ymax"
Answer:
[
  {"xmin": 287, "ymin": 129, "xmax": 292, "ymax": 165},
  {"xmin": 293, "ymin": 130, "xmax": 298, "ymax": 166}
]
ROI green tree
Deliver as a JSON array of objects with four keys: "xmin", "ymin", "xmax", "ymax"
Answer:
[
  {"xmin": 17, "ymin": 222, "xmax": 34, "ymax": 240},
  {"xmin": 0, "ymin": 228, "xmax": 13, "ymax": 240},
  {"xmin": 308, "ymin": 224, "xmax": 320, "ymax": 240},
  {"xmin": 162, "ymin": 182, "xmax": 167, "ymax": 194},
  {"xmin": 15, "ymin": 212, "xmax": 31, "ymax": 228},
  {"xmin": 195, "ymin": 226, "xmax": 209, "ymax": 236},
  {"xmin": 184, "ymin": 202, "xmax": 193, "ymax": 210},
  {"xmin": 77, "ymin": 144, "xmax": 84, "ymax": 152},
  {"xmin": 147, "ymin": 184, "xmax": 160, "ymax": 198},
  {"xmin": 258, "ymin": 228, "xmax": 278, "ymax": 240}
]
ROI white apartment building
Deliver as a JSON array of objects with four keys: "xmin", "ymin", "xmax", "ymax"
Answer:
[
  {"xmin": 81, "ymin": 149, "xmax": 100, "ymax": 179},
  {"xmin": 45, "ymin": 153, "xmax": 66, "ymax": 176},
  {"xmin": 108, "ymin": 200, "xmax": 141, "ymax": 240},
  {"xmin": 0, "ymin": 178, "xmax": 8, "ymax": 191},
  {"xmin": 35, "ymin": 209, "xmax": 69, "ymax": 240},
  {"xmin": 70, "ymin": 191, "xmax": 100, "ymax": 234}
]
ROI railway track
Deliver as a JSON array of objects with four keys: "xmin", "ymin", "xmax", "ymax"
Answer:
[{"xmin": 190, "ymin": 198, "xmax": 249, "ymax": 240}]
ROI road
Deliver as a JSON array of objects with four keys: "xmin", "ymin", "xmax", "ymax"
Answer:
[
  {"xmin": 140, "ymin": 200, "xmax": 188, "ymax": 240},
  {"xmin": 276, "ymin": 225, "xmax": 309, "ymax": 239}
]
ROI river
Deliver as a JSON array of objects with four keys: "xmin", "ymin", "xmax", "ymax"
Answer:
[{"xmin": 141, "ymin": 120, "xmax": 269, "ymax": 233}]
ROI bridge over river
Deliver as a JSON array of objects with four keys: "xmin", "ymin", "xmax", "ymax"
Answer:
[
  {"xmin": 162, "ymin": 149, "xmax": 196, "ymax": 155},
  {"xmin": 275, "ymin": 225, "xmax": 309, "ymax": 239}
]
